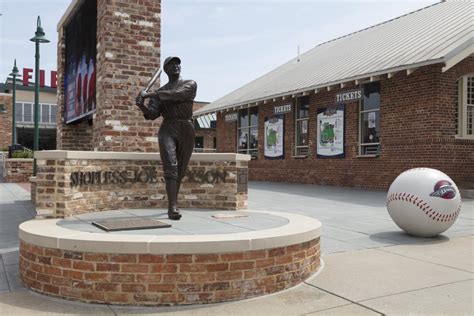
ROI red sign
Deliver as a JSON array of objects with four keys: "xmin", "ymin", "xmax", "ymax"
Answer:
[{"xmin": 22, "ymin": 68, "xmax": 57, "ymax": 88}]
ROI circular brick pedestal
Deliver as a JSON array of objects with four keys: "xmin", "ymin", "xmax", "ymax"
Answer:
[{"xmin": 19, "ymin": 210, "xmax": 321, "ymax": 306}]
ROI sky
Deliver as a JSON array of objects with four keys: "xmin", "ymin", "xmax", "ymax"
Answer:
[{"xmin": 0, "ymin": 0, "xmax": 438, "ymax": 102}]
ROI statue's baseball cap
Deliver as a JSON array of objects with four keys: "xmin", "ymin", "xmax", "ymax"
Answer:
[{"xmin": 163, "ymin": 56, "xmax": 181, "ymax": 68}]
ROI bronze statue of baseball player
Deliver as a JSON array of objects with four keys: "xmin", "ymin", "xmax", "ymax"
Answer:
[{"xmin": 136, "ymin": 56, "xmax": 196, "ymax": 220}]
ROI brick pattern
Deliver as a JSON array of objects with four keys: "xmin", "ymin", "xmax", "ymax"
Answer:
[
  {"xmin": 35, "ymin": 158, "xmax": 248, "ymax": 218},
  {"xmin": 217, "ymin": 113, "xmax": 237, "ymax": 153},
  {"xmin": 19, "ymin": 238, "xmax": 320, "ymax": 305},
  {"xmin": 0, "ymin": 94, "xmax": 13, "ymax": 150},
  {"xmin": 194, "ymin": 129, "xmax": 216, "ymax": 152},
  {"xmin": 30, "ymin": 177, "xmax": 37, "ymax": 204},
  {"xmin": 217, "ymin": 59, "xmax": 474, "ymax": 189},
  {"xmin": 57, "ymin": 0, "xmax": 162, "ymax": 152},
  {"xmin": 4, "ymin": 159, "xmax": 33, "ymax": 183}
]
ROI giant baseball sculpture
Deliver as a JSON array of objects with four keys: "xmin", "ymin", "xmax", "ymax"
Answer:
[{"xmin": 386, "ymin": 168, "xmax": 461, "ymax": 237}]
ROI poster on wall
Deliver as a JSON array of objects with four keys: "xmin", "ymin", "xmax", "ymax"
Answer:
[
  {"xmin": 317, "ymin": 104, "xmax": 345, "ymax": 158},
  {"xmin": 64, "ymin": 0, "xmax": 97, "ymax": 124},
  {"xmin": 264, "ymin": 115, "xmax": 284, "ymax": 159}
]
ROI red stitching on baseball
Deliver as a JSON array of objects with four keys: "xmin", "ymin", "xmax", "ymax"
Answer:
[{"xmin": 387, "ymin": 193, "xmax": 459, "ymax": 222}]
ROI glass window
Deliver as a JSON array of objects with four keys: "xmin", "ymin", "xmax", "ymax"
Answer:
[
  {"xmin": 15, "ymin": 103, "xmax": 22, "ymax": 122},
  {"xmin": 359, "ymin": 82, "xmax": 380, "ymax": 156},
  {"xmin": 23, "ymin": 103, "xmax": 32, "ymax": 122},
  {"xmin": 238, "ymin": 109, "xmax": 249, "ymax": 128},
  {"xmin": 249, "ymin": 107, "xmax": 258, "ymax": 126},
  {"xmin": 51, "ymin": 105, "xmax": 57, "ymax": 123},
  {"xmin": 295, "ymin": 96, "xmax": 310, "ymax": 156},
  {"xmin": 41, "ymin": 104, "xmax": 50, "ymax": 123},
  {"xmin": 237, "ymin": 107, "xmax": 258, "ymax": 158},
  {"xmin": 458, "ymin": 75, "xmax": 474, "ymax": 137},
  {"xmin": 297, "ymin": 96, "xmax": 310, "ymax": 118}
]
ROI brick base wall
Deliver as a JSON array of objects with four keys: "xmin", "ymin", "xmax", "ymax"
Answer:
[
  {"xmin": 5, "ymin": 159, "xmax": 33, "ymax": 183},
  {"xmin": 19, "ymin": 238, "xmax": 320, "ymax": 306},
  {"xmin": 34, "ymin": 152, "xmax": 249, "ymax": 218}
]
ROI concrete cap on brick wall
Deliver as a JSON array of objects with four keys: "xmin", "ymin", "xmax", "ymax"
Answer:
[
  {"xmin": 34, "ymin": 150, "xmax": 251, "ymax": 162},
  {"xmin": 19, "ymin": 210, "xmax": 321, "ymax": 254}
]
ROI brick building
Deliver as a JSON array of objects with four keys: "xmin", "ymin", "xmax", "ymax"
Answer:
[
  {"xmin": 194, "ymin": 1, "xmax": 474, "ymax": 190},
  {"xmin": 0, "ymin": 79, "xmax": 57, "ymax": 151},
  {"xmin": 194, "ymin": 101, "xmax": 217, "ymax": 152}
]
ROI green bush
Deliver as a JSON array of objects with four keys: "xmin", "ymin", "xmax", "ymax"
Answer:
[{"xmin": 11, "ymin": 150, "xmax": 33, "ymax": 159}]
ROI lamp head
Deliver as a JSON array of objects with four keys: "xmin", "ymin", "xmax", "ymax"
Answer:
[
  {"xmin": 9, "ymin": 59, "xmax": 20, "ymax": 77},
  {"xmin": 30, "ymin": 16, "xmax": 50, "ymax": 43}
]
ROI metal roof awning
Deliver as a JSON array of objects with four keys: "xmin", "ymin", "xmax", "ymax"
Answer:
[{"xmin": 194, "ymin": 1, "xmax": 474, "ymax": 117}]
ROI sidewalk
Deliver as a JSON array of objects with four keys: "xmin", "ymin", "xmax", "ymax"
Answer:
[{"xmin": 0, "ymin": 182, "xmax": 472, "ymax": 315}]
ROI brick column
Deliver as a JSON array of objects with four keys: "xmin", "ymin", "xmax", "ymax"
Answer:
[
  {"xmin": 57, "ymin": 0, "xmax": 162, "ymax": 152},
  {"xmin": 0, "ymin": 93, "xmax": 13, "ymax": 150}
]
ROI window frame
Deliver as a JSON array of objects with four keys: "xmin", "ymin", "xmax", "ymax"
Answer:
[
  {"xmin": 237, "ymin": 107, "xmax": 259, "ymax": 158},
  {"xmin": 358, "ymin": 81, "xmax": 381, "ymax": 156},
  {"xmin": 15, "ymin": 102, "xmax": 56, "ymax": 125},
  {"xmin": 294, "ymin": 96, "xmax": 310, "ymax": 157},
  {"xmin": 457, "ymin": 74, "xmax": 474, "ymax": 139}
]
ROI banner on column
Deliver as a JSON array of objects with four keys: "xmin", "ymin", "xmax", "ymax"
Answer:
[
  {"xmin": 264, "ymin": 115, "xmax": 284, "ymax": 159},
  {"xmin": 317, "ymin": 104, "xmax": 345, "ymax": 158}
]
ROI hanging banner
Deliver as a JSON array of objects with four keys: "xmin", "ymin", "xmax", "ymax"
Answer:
[
  {"xmin": 317, "ymin": 104, "xmax": 345, "ymax": 158},
  {"xmin": 264, "ymin": 115, "xmax": 284, "ymax": 159}
]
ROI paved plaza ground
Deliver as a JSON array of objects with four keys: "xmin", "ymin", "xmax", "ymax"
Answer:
[{"xmin": 0, "ymin": 181, "xmax": 472, "ymax": 315}]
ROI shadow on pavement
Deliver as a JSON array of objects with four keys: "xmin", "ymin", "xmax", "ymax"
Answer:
[{"xmin": 369, "ymin": 231, "xmax": 450, "ymax": 246}]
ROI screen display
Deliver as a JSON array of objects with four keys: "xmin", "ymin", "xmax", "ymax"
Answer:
[{"xmin": 64, "ymin": 0, "xmax": 97, "ymax": 124}]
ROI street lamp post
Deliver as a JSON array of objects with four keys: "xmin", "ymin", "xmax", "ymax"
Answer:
[
  {"xmin": 9, "ymin": 59, "xmax": 20, "ymax": 146},
  {"xmin": 30, "ymin": 16, "xmax": 49, "ymax": 176}
]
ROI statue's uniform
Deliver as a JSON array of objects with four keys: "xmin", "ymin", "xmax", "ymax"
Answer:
[{"xmin": 143, "ymin": 79, "xmax": 196, "ymax": 187}]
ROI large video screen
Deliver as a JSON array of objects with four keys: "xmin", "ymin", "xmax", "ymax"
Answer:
[{"xmin": 64, "ymin": 0, "xmax": 97, "ymax": 124}]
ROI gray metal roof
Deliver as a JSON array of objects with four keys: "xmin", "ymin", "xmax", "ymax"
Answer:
[{"xmin": 195, "ymin": 1, "xmax": 473, "ymax": 116}]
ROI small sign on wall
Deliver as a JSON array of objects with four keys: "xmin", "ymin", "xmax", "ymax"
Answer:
[
  {"xmin": 225, "ymin": 112, "xmax": 238, "ymax": 122},
  {"xmin": 274, "ymin": 104, "xmax": 292, "ymax": 115},
  {"xmin": 335, "ymin": 89, "xmax": 363, "ymax": 103}
]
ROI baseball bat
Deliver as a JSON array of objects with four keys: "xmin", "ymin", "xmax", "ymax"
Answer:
[{"xmin": 140, "ymin": 68, "xmax": 162, "ymax": 97}]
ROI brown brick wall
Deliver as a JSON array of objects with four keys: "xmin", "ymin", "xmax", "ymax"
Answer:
[
  {"xmin": 35, "ymin": 157, "xmax": 248, "ymax": 218},
  {"xmin": 57, "ymin": 0, "xmax": 162, "ymax": 152},
  {"xmin": 195, "ymin": 129, "xmax": 216, "ymax": 152},
  {"xmin": 20, "ymin": 238, "xmax": 320, "ymax": 305},
  {"xmin": 4, "ymin": 159, "xmax": 33, "ymax": 183},
  {"xmin": 0, "ymin": 94, "xmax": 13, "ymax": 150},
  {"xmin": 217, "ymin": 113, "xmax": 237, "ymax": 153},
  {"xmin": 216, "ymin": 58, "xmax": 474, "ymax": 189}
]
